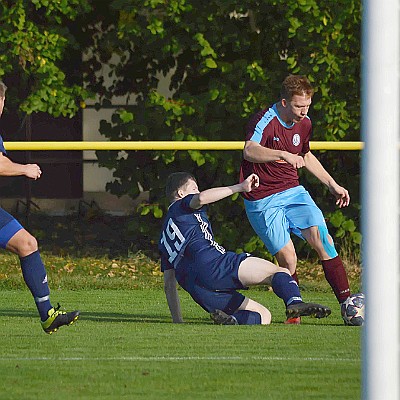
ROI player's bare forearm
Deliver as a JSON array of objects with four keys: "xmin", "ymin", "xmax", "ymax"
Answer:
[
  {"xmin": 190, "ymin": 186, "xmax": 242, "ymax": 208},
  {"xmin": 243, "ymin": 140, "xmax": 285, "ymax": 163},
  {"xmin": 0, "ymin": 155, "xmax": 27, "ymax": 176},
  {"xmin": 189, "ymin": 174, "xmax": 259, "ymax": 209},
  {"xmin": 244, "ymin": 141, "xmax": 305, "ymax": 168},
  {"xmin": 0, "ymin": 154, "xmax": 42, "ymax": 179},
  {"xmin": 304, "ymin": 151, "xmax": 333, "ymax": 186},
  {"xmin": 163, "ymin": 269, "xmax": 184, "ymax": 323},
  {"xmin": 304, "ymin": 151, "xmax": 350, "ymax": 207}
]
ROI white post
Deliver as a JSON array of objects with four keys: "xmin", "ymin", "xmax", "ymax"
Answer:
[{"xmin": 361, "ymin": 0, "xmax": 400, "ymax": 399}]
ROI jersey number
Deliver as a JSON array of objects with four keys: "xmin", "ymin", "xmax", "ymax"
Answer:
[{"xmin": 160, "ymin": 218, "xmax": 186, "ymax": 263}]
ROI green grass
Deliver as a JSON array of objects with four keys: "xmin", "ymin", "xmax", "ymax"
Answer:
[
  {"xmin": 0, "ymin": 288, "xmax": 360, "ymax": 400},
  {"xmin": 0, "ymin": 251, "xmax": 362, "ymax": 399}
]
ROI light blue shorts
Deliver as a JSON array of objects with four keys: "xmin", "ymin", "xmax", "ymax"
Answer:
[{"xmin": 244, "ymin": 186, "xmax": 328, "ymax": 255}]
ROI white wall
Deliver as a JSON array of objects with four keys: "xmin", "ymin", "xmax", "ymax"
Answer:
[{"xmin": 80, "ymin": 63, "xmax": 175, "ymax": 214}]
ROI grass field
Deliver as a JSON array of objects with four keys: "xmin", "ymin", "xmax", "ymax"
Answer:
[{"xmin": 0, "ymin": 252, "xmax": 362, "ymax": 400}]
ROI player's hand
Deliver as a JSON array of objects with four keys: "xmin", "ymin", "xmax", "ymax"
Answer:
[
  {"xmin": 25, "ymin": 164, "xmax": 42, "ymax": 180},
  {"xmin": 329, "ymin": 182, "xmax": 350, "ymax": 208},
  {"xmin": 242, "ymin": 173, "xmax": 259, "ymax": 192},
  {"xmin": 282, "ymin": 152, "xmax": 305, "ymax": 169}
]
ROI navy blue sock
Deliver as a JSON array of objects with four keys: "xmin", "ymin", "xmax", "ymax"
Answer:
[
  {"xmin": 20, "ymin": 251, "xmax": 52, "ymax": 321},
  {"xmin": 271, "ymin": 272, "xmax": 302, "ymax": 306},
  {"xmin": 232, "ymin": 310, "xmax": 261, "ymax": 325}
]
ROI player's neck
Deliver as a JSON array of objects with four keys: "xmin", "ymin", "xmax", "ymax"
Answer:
[{"xmin": 275, "ymin": 102, "xmax": 292, "ymax": 125}]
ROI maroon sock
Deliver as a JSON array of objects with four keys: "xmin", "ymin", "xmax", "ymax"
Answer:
[
  {"xmin": 291, "ymin": 271, "xmax": 299, "ymax": 285},
  {"xmin": 321, "ymin": 256, "xmax": 351, "ymax": 303}
]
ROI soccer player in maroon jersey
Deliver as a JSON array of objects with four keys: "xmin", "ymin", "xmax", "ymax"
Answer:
[{"xmin": 240, "ymin": 75, "xmax": 351, "ymax": 324}]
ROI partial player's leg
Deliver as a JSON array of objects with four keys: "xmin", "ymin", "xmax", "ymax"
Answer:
[
  {"xmin": 238, "ymin": 257, "xmax": 301, "ymax": 307},
  {"xmin": 238, "ymin": 256, "xmax": 331, "ymax": 322},
  {"xmin": 274, "ymin": 242, "xmax": 302, "ymax": 324},
  {"xmin": 190, "ymin": 284, "xmax": 266, "ymax": 326},
  {"xmin": 302, "ymin": 225, "xmax": 351, "ymax": 304},
  {"xmin": 274, "ymin": 239, "xmax": 297, "ymax": 277},
  {"xmin": 244, "ymin": 195, "xmax": 300, "ymax": 294},
  {"xmin": 4, "ymin": 219, "xmax": 79, "ymax": 334},
  {"xmin": 280, "ymin": 187, "xmax": 352, "ymax": 321},
  {"xmin": 236, "ymin": 297, "xmax": 271, "ymax": 324},
  {"xmin": 211, "ymin": 297, "xmax": 271, "ymax": 325},
  {"xmin": 237, "ymin": 256, "xmax": 284, "ymax": 286},
  {"xmin": 281, "ymin": 187, "xmax": 351, "ymax": 305}
]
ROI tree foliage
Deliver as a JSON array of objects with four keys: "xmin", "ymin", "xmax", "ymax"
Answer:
[
  {"xmin": 0, "ymin": 0, "xmax": 362, "ymax": 259},
  {"xmin": 82, "ymin": 0, "xmax": 361, "ymax": 258},
  {"xmin": 0, "ymin": 0, "xmax": 91, "ymax": 117}
]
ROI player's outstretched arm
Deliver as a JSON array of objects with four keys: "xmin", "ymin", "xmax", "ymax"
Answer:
[
  {"xmin": 0, "ymin": 153, "xmax": 42, "ymax": 179},
  {"xmin": 163, "ymin": 269, "xmax": 184, "ymax": 323},
  {"xmin": 189, "ymin": 174, "xmax": 259, "ymax": 209}
]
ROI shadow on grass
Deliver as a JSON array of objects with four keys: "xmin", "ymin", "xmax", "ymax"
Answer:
[{"xmin": 0, "ymin": 309, "xmax": 207, "ymax": 324}]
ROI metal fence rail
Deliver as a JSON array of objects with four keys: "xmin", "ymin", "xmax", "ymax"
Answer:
[{"xmin": 4, "ymin": 141, "xmax": 364, "ymax": 151}]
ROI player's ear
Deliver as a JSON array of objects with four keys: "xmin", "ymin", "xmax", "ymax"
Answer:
[
  {"xmin": 281, "ymin": 98, "xmax": 288, "ymax": 108},
  {"xmin": 177, "ymin": 189, "xmax": 185, "ymax": 198}
]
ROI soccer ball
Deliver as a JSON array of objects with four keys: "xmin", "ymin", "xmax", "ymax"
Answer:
[{"xmin": 341, "ymin": 293, "xmax": 365, "ymax": 326}]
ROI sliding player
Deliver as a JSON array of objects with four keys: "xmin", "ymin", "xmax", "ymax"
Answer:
[{"xmin": 159, "ymin": 171, "xmax": 331, "ymax": 325}]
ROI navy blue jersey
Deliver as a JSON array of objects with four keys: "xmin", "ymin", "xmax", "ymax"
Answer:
[{"xmin": 158, "ymin": 194, "xmax": 230, "ymax": 289}]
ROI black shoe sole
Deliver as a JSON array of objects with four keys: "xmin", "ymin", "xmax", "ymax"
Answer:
[
  {"xmin": 210, "ymin": 310, "xmax": 238, "ymax": 325},
  {"xmin": 286, "ymin": 303, "xmax": 331, "ymax": 319}
]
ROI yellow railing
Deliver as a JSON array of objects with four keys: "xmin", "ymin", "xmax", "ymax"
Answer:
[{"xmin": 3, "ymin": 141, "xmax": 364, "ymax": 151}]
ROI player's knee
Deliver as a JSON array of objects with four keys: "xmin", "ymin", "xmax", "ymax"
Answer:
[
  {"xmin": 15, "ymin": 234, "xmax": 38, "ymax": 257},
  {"xmin": 261, "ymin": 309, "xmax": 272, "ymax": 325},
  {"xmin": 253, "ymin": 304, "xmax": 271, "ymax": 325},
  {"xmin": 259, "ymin": 308, "xmax": 272, "ymax": 325}
]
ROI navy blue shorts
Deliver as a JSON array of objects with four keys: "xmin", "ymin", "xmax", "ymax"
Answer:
[
  {"xmin": 190, "ymin": 284, "xmax": 246, "ymax": 314},
  {"xmin": 0, "ymin": 208, "xmax": 23, "ymax": 248},
  {"xmin": 196, "ymin": 251, "xmax": 249, "ymax": 290},
  {"xmin": 188, "ymin": 251, "xmax": 250, "ymax": 314}
]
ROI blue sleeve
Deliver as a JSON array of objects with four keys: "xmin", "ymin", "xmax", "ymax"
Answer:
[
  {"xmin": 180, "ymin": 194, "xmax": 195, "ymax": 211},
  {"xmin": 180, "ymin": 194, "xmax": 207, "ymax": 213},
  {"xmin": 160, "ymin": 253, "xmax": 174, "ymax": 272},
  {"xmin": 0, "ymin": 135, "xmax": 7, "ymax": 155}
]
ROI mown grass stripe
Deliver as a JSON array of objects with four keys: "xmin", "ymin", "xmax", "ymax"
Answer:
[{"xmin": 0, "ymin": 356, "xmax": 360, "ymax": 362}]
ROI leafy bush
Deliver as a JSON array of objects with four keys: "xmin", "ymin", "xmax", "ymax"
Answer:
[
  {"xmin": 0, "ymin": 1, "xmax": 362, "ymax": 261},
  {"xmin": 83, "ymin": 0, "xmax": 361, "ymax": 260}
]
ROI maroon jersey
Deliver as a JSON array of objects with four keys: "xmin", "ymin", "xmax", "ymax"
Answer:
[{"xmin": 240, "ymin": 104, "xmax": 312, "ymax": 200}]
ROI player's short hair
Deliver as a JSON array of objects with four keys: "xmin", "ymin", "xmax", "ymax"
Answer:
[
  {"xmin": 280, "ymin": 75, "xmax": 314, "ymax": 101},
  {"xmin": 166, "ymin": 172, "xmax": 197, "ymax": 203},
  {"xmin": 0, "ymin": 81, "xmax": 7, "ymax": 98}
]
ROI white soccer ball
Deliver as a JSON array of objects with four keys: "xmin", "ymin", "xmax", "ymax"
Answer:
[{"xmin": 341, "ymin": 293, "xmax": 365, "ymax": 326}]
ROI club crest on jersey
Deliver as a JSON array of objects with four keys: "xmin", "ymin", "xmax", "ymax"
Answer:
[{"xmin": 292, "ymin": 133, "xmax": 300, "ymax": 146}]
